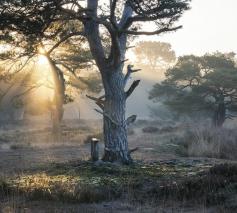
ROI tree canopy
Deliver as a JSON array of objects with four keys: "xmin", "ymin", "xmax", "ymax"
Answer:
[{"xmin": 149, "ymin": 53, "xmax": 237, "ymax": 126}]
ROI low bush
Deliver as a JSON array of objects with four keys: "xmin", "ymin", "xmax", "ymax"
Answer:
[{"xmin": 152, "ymin": 163, "xmax": 237, "ymax": 205}]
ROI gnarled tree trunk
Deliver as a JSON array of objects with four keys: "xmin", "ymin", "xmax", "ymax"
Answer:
[
  {"xmin": 101, "ymin": 70, "xmax": 131, "ymax": 163},
  {"xmin": 84, "ymin": 1, "xmax": 138, "ymax": 164},
  {"xmin": 86, "ymin": 65, "xmax": 139, "ymax": 164}
]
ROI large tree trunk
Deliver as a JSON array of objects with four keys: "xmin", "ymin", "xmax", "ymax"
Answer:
[
  {"xmin": 101, "ymin": 69, "xmax": 131, "ymax": 164},
  {"xmin": 84, "ymin": 0, "xmax": 136, "ymax": 164},
  {"xmin": 213, "ymin": 102, "xmax": 226, "ymax": 127}
]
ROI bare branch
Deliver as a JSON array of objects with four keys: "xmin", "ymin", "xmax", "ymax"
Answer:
[
  {"xmin": 126, "ymin": 80, "xmax": 140, "ymax": 98},
  {"xmin": 126, "ymin": 115, "xmax": 137, "ymax": 126},
  {"xmin": 123, "ymin": 26, "xmax": 182, "ymax": 36},
  {"xmin": 121, "ymin": 59, "xmax": 129, "ymax": 64},
  {"xmin": 86, "ymin": 94, "xmax": 105, "ymax": 110},
  {"xmin": 47, "ymin": 31, "xmax": 85, "ymax": 55},
  {"xmin": 126, "ymin": 46, "xmax": 136, "ymax": 50},
  {"xmin": 124, "ymin": 65, "xmax": 141, "ymax": 86},
  {"xmin": 94, "ymin": 108, "xmax": 119, "ymax": 126}
]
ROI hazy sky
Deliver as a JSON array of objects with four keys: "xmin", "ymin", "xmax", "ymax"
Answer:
[{"xmin": 142, "ymin": 0, "xmax": 237, "ymax": 56}]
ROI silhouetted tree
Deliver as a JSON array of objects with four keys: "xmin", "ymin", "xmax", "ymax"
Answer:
[
  {"xmin": 0, "ymin": 3, "xmax": 102, "ymax": 135},
  {"xmin": 149, "ymin": 53, "xmax": 237, "ymax": 127}
]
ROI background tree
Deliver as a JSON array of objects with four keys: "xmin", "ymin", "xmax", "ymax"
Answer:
[
  {"xmin": 0, "ymin": 5, "xmax": 102, "ymax": 135},
  {"xmin": 149, "ymin": 53, "xmax": 237, "ymax": 127},
  {"xmin": 0, "ymin": 0, "xmax": 191, "ymax": 163},
  {"xmin": 134, "ymin": 41, "xmax": 176, "ymax": 71}
]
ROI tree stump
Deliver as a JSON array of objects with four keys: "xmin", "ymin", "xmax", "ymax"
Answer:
[{"xmin": 91, "ymin": 138, "xmax": 99, "ymax": 161}]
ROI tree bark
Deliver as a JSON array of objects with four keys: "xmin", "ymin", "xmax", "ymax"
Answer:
[
  {"xmin": 84, "ymin": 0, "xmax": 137, "ymax": 164},
  {"xmin": 101, "ymin": 69, "xmax": 131, "ymax": 164},
  {"xmin": 213, "ymin": 102, "xmax": 226, "ymax": 127}
]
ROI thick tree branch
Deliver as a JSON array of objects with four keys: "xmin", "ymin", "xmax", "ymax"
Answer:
[
  {"xmin": 123, "ymin": 26, "xmax": 182, "ymax": 35},
  {"xmin": 124, "ymin": 65, "xmax": 141, "ymax": 86},
  {"xmin": 126, "ymin": 115, "xmax": 137, "ymax": 126},
  {"xmin": 48, "ymin": 31, "xmax": 85, "ymax": 55},
  {"xmin": 110, "ymin": 0, "xmax": 118, "ymax": 29},
  {"xmin": 84, "ymin": 0, "xmax": 106, "ymax": 69},
  {"xmin": 119, "ymin": 2, "xmax": 133, "ymax": 29}
]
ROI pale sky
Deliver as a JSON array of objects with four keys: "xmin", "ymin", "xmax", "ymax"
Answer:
[{"xmin": 142, "ymin": 0, "xmax": 237, "ymax": 56}]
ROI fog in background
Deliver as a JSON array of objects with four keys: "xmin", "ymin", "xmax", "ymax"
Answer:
[{"xmin": 2, "ymin": 0, "xmax": 237, "ymax": 121}]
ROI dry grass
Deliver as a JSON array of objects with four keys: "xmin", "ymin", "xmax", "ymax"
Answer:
[{"xmin": 177, "ymin": 125, "xmax": 237, "ymax": 160}]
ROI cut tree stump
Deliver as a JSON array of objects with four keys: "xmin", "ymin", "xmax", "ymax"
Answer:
[{"xmin": 91, "ymin": 138, "xmax": 99, "ymax": 161}]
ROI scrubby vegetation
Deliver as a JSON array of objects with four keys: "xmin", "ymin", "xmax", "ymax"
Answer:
[
  {"xmin": 176, "ymin": 126, "xmax": 237, "ymax": 160},
  {"xmin": 0, "ymin": 120, "xmax": 236, "ymax": 212},
  {"xmin": 1, "ymin": 161, "xmax": 237, "ymax": 211},
  {"xmin": 0, "ymin": 1, "xmax": 237, "ymax": 212}
]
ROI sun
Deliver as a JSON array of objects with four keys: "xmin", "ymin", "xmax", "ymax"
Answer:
[
  {"xmin": 38, "ymin": 55, "xmax": 48, "ymax": 65},
  {"xmin": 37, "ymin": 44, "xmax": 48, "ymax": 65}
]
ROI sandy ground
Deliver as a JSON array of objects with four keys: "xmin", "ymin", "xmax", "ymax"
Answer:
[{"xmin": 0, "ymin": 119, "xmax": 180, "ymax": 175}]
